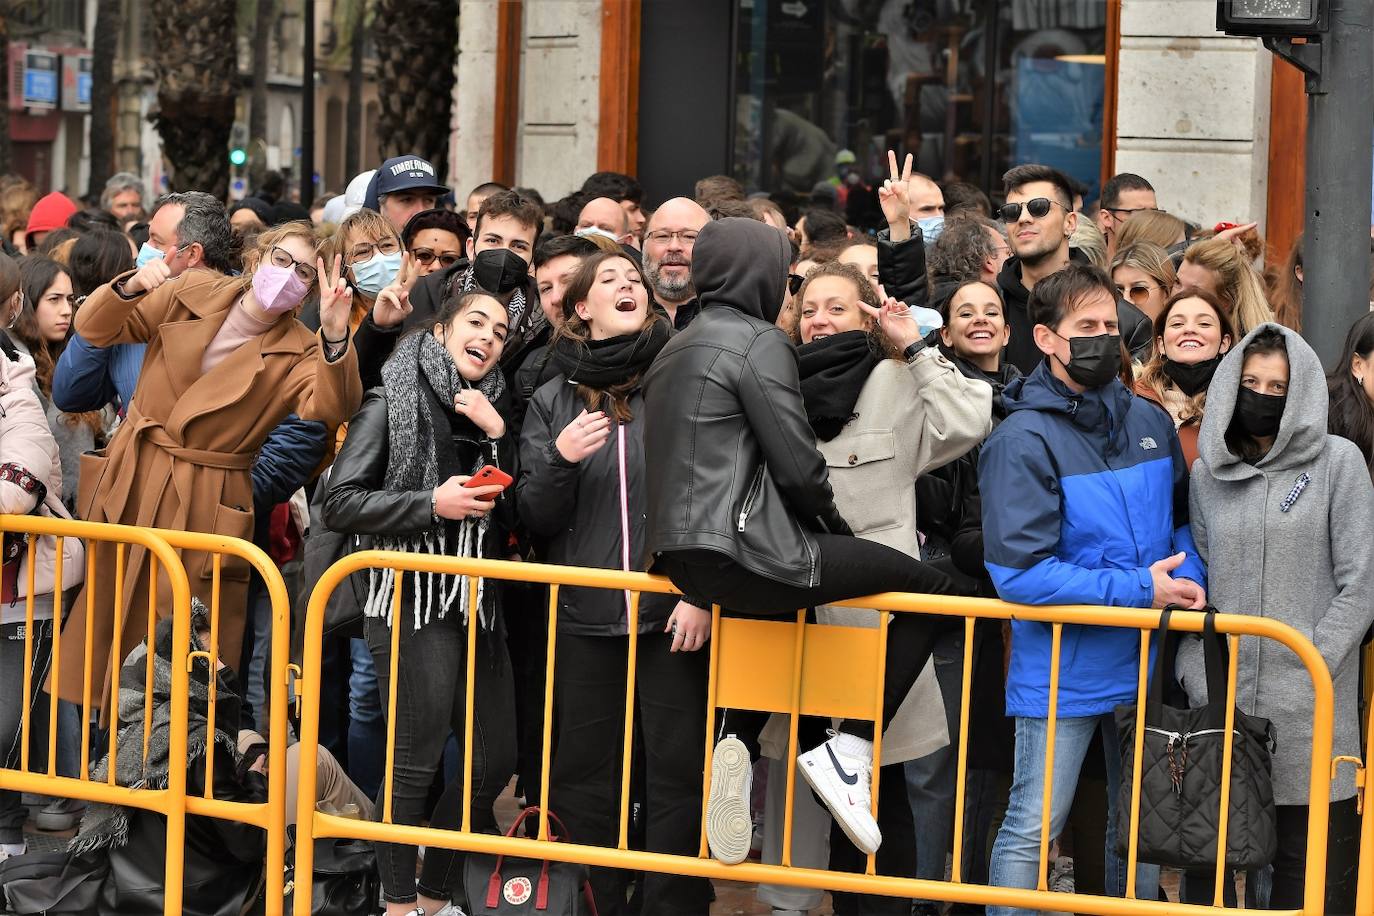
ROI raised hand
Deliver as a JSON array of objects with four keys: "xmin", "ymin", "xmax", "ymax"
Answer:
[
  {"xmin": 878, "ymin": 149, "xmax": 913, "ymax": 241},
  {"xmin": 858, "ymin": 284, "xmax": 924, "ymax": 352},
  {"xmin": 316, "ymin": 253, "xmax": 353, "ymax": 342},
  {"xmin": 453, "ymin": 388, "xmax": 505, "ymax": 439},
  {"xmin": 123, "ymin": 247, "xmax": 178, "ymax": 295},
  {"xmin": 373, "ymin": 251, "xmax": 417, "ymax": 329}
]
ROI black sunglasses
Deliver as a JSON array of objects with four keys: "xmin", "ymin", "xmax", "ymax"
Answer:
[
  {"xmin": 788, "ymin": 273, "xmax": 805, "ymax": 296},
  {"xmin": 411, "ymin": 248, "xmax": 461, "ymax": 269},
  {"xmin": 997, "ymin": 198, "xmax": 1065, "ymax": 223}
]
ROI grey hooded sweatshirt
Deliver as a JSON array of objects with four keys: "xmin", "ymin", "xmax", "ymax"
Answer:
[{"xmin": 1179, "ymin": 323, "xmax": 1374, "ymax": 804}]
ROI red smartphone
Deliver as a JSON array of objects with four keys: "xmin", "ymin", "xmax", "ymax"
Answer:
[{"xmin": 463, "ymin": 465, "xmax": 513, "ymax": 491}]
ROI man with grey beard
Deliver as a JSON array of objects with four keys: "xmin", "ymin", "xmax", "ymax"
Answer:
[{"xmin": 642, "ymin": 197, "xmax": 710, "ymax": 329}]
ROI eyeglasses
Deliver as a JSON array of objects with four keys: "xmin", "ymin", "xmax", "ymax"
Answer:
[
  {"xmin": 788, "ymin": 273, "xmax": 805, "ymax": 296},
  {"xmin": 348, "ymin": 237, "xmax": 401, "ymax": 264},
  {"xmin": 645, "ymin": 229, "xmax": 700, "ymax": 245},
  {"xmin": 411, "ymin": 247, "xmax": 461, "ymax": 269},
  {"xmin": 269, "ymin": 246, "xmax": 317, "ymax": 284},
  {"xmin": 997, "ymin": 198, "xmax": 1067, "ymax": 223},
  {"xmin": 1115, "ymin": 282, "xmax": 1162, "ymax": 307}
]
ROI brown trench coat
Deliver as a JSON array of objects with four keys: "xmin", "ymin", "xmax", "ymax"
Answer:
[{"xmin": 50, "ymin": 268, "xmax": 362, "ymax": 711}]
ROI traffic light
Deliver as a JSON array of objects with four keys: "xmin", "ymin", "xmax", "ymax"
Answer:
[
  {"xmin": 1216, "ymin": 0, "xmax": 1327, "ymax": 37},
  {"xmin": 229, "ymin": 147, "xmax": 248, "ymax": 167}
]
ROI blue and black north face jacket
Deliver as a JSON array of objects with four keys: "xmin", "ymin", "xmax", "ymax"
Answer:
[{"xmin": 978, "ymin": 361, "xmax": 1206, "ymax": 718}]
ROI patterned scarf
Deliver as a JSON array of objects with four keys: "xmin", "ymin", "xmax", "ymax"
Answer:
[
  {"xmin": 459, "ymin": 264, "xmax": 534, "ymax": 341},
  {"xmin": 367, "ymin": 330, "xmax": 506, "ymax": 630},
  {"xmin": 71, "ymin": 600, "xmax": 239, "ymax": 854}
]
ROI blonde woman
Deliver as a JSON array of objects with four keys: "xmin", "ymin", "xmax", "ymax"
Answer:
[
  {"xmin": 1110, "ymin": 241, "xmax": 1177, "ymax": 324},
  {"xmin": 1177, "ymin": 236, "xmax": 1275, "ymax": 337}
]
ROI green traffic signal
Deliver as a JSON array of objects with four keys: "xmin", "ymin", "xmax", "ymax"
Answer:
[{"xmin": 229, "ymin": 148, "xmax": 248, "ymax": 167}]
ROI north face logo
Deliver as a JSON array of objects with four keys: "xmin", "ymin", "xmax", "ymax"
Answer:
[{"xmin": 1139, "ymin": 437, "xmax": 1158, "ymax": 450}]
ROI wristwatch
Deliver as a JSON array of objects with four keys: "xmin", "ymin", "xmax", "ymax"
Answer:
[{"xmin": 903, "ymin": 340, "xmax": 925, "ymax": 362}]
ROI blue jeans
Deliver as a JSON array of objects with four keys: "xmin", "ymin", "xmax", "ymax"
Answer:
[
  {"xmin": 988, "ymin": 714, "xmax": 1159, "ymax": 916},
  {"xmin": 347, "ymin": 637, "xmax": 385, "ymax": 801}
]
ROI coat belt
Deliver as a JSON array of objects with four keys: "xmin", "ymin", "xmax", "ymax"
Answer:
[{"xmin": 101, "ymin": 414, "xmax": 253, "ymax": 527}]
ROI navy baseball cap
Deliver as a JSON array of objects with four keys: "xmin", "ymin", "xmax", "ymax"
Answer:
[{"xmin": 373, "ymin": 155, "xmax": 448, "ymax": 201}]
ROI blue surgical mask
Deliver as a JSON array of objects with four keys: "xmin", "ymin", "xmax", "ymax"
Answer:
[
  {"xmin": 912, "ymin": 304, "xmax": 944, "ymax": 338},
  {"xmin": 916, "ymin": 215, "xmax": 945, "ymax": 243},
  {"xmin": 135, "ymin": 242, "xmax": 167, "ymax": 269},
  {"xmin": 350, "ymin": 249, "xmax": 403, "ymax": 296}
]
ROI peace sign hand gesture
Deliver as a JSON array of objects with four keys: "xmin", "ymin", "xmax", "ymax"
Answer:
[
  {"xmin": 316, "ymin": 254, "xmax": 353, "ymax": 342},
  {"xmin": 373, "ymin": 252, "xmax": 417, "ymax": 329},
  {"xmin": 878, "ymin": 149, "xmax": 914, "ymax": 241},
  {"xmin": 858, "ymin": 284, "xmax": 924, "ymax": 352}
]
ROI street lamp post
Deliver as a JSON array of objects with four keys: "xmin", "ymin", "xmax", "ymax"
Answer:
[
  {"xmin": 301, "ymin": 0, "xmax": 316, "ymax": 205},
  {"xmin": 1219, "ymin": 0, "xmax": 1373, "ymax": 367}
]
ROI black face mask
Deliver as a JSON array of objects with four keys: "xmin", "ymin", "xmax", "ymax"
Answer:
[
  {"xmin": 472, "ymin": 247, "xmax": 529, "ymax": 294},
  {"xmin": 1161, "ymin": 353, "xmax": 1223, "ymax": 397},
  {"xmin": 1233, "ymin": 386, "xmax": 1286, "ymax": 440},
  {"xmin": 1053, "ymin": 332, "xmax": 1121, "ymax": 389}
]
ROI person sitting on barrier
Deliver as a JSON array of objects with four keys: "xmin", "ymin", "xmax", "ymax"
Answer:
[
  {"xmin": 517, "ymin": 249, "xmax": 713, "ymax": 915},
  {"xmin": 784, "ymin": 260, "xmax": 993, "ymax": 910},
  {"xmin": 324, "ymin": 290, "xmax": 518, "ymax": 916},
  {"xmin": 978, "ymin": 262, "xmax": 1207, "ymax": 914},
  {"xmin": 1179, "ymin": 323, "xmax": 1374, "ymax": 910},
  {"xmin": 0, "ymin": 309, "xmax": 85, "ymax": 863},
  {"xmin": 70, "ymin": 599, "xmax": 269, "ymax": 915},
  {"xmin": 642, "ymin": 216, "xmax": 966, "ymax": 865},
  {"xmin": 49, "ymin": 221, "xmax": 362, "ymax": 722}
]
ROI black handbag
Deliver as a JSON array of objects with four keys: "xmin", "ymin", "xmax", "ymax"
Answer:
[
  {"xmin": 1114, "ymin": 608, "xmax": 1278, "ymax": 870},
  {"xmin": 0, "ymin": 850, "xmax": 107, "ymax": 914},
  {"xmin": 462, "ymin": 807, "xmax": 598, "ymax": 916},
  {"xmin": 284, "ymin": 827, "xmax": 382, "ymax": 916}
]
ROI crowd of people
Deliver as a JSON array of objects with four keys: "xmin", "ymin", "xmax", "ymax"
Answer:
[{"xmin": 0, "ymin": 150, "xmax": 1372, "ymax": 916}]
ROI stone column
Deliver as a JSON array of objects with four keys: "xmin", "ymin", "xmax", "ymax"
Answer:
[{"xmin": 1115, "ymin": 1, "xmax": 1272, "ymax": 228}]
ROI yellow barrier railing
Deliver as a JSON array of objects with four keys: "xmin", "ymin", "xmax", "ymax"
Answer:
[
  {"xmin": 0, "ymin": 515, "xmax": 293, "ymax": 916},
  {"xmin": 295, "ymin": 551, "xmax": 1339, "ymax": 916}
]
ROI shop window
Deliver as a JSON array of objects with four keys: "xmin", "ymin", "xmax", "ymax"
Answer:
[{"xmin": 731, "ymin": 0, "xmax": 1108, "ymax": 227}]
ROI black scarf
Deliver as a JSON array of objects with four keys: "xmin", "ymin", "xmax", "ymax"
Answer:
[
  {"xmin": 550, "ymin": 319, "xmax": 670, "ymax": 389},
  {"xmin": 797, "ymin": 330, "xmax": 880, "ymax": 441}
]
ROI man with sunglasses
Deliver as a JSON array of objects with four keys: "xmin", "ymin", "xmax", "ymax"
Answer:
[
  {"xmin": 995, "ymin": 165, "xmax": 1152, "ymax": 374},
  {"xmin": 400, "ymin": 208, "xmax": 468, "ymax": 278},
  {"xmin": 1094, "ymin": 172, "xmax": 1159, "ymax": 259}
]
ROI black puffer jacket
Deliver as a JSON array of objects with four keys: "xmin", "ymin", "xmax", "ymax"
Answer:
[
  {"xmin": 643, "ymin": 218, "xmax": 850, "ymax": 589},
  {"xmin": 997, "ymin": 248, "xmax": 1153, "ymax": 375},
  {"xmin": 518, "ymin": 377, "xmax": 674, "ymax": 635}
]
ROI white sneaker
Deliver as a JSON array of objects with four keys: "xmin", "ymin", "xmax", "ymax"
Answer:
[
  {"xmin": 797, "ymin": 731, "xmax": 881, "ymax": 855},
  {"xmin": 431, "ymin": 904, "xmax": 467, "ymax": 916},
  {"xmin": 705, "ymin": 734, "xmax": 753, "ymax": 865}
]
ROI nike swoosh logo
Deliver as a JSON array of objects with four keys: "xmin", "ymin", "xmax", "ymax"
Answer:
[{"xmin": 825, "ymin": 744, "xmax": 859, "ymax": 785}]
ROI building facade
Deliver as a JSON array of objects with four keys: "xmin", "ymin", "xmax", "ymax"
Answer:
[{"xmin": 459, "ymin": 0, "xmax": 1301, "ymax": 257}]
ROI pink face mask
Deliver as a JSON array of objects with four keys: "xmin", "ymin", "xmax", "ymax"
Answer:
[{"xmin": 252, "ymin": 262, "xmax": 310, "ymax": 315}]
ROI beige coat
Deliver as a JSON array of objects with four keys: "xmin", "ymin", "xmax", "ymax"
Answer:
[
  {"xmin": 51, "ymin": 269, "xmax": 361, "ymax": 710},
  {"xmin": 762, "ymin": 347, "xmax": 993, "ymax": 763}
]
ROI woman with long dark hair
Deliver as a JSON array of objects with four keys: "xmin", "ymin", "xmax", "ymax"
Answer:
[
  {"xmin": 325, "ymin": 290, "xmax": 518, "ymax": 916},
  {"xmin": 518, "ymin": 250, "xmax": 711, "ymax": 914},
  {"xmin": 1328, "ymin": 312, "xmax": 1374, "ymax": 477}
]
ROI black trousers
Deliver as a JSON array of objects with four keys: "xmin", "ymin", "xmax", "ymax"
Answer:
[
  {"xmin": 659, "ymin": 534, "xmax": 956, "ymax": 759},
  {"xmin": 365, "ymin": 612, "xmax": 517, "ymax": 904},
  {"xmin": 1180, "ymin": 795, "xmax": 1360, "ymax": 912},
  {"xmin": 549, "ymin": 631, "xmax": 712, "ymax": 915}
]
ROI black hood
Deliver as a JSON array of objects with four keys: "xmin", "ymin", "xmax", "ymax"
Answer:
[{"xmin": 691, "ymin": 217, "xmax": 792, "ymax": 324}]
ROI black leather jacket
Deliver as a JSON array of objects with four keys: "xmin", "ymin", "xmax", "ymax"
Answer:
[{"xmin": 643, "ymin": 218, "xmax": 850, "ymax": 589}]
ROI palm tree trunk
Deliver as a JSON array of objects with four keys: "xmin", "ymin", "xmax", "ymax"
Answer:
[
  {"xmin": 85, "ymin": 0, "xmax": 122, "ymax": 199},
  {"xmin": 344, "ymin": 7, "xmax": 364, "ymax": 177},
  {"xmin": 153, "ymin": 0, "xmax": 238, "ymax": 198},
  {"xmin": 248, "ymin": 0, "xmax": 274, "ymax": 189},
  {"xmin": 373, "ymin": 0, "xmax": 456, "ymax": 177}
]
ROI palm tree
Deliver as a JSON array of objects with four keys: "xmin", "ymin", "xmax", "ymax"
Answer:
[
  {"xmin": 85, "ymin": 0, "xmax": 121, "ymax": 199},
  {"xmin": 247, "ymin": 0, "xmax": 275, "ymax": 190},
  {"xmin": 372, "ymin": 0, "xmax": 456, "ymax": 177},
  {"xmin": 0, "ymin": 4, "xmax": 11, "ymax": 175},
  {"xmin": 152, "ymin": 1, "xmax": 238, "ymax": 198}
]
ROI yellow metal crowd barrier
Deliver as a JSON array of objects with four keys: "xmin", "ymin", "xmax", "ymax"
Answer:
[
  {"xmin": 0, "ymin": 514, "xmax": 293, "ymax": 916},
  {"xmin": 294, "ymin": 550, "xmax": 1341, "ymax": 916}
]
